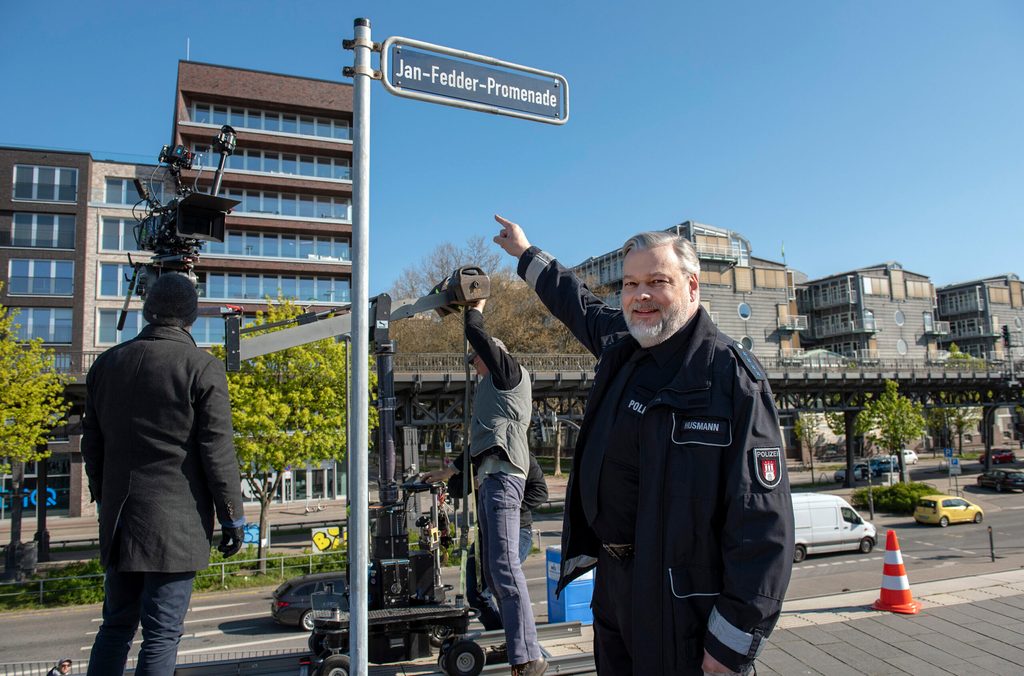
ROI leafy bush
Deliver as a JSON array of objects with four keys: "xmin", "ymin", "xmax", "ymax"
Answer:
[{"xmin": 850, "ymin": 482, "xmax": 939, "ymax": 514}]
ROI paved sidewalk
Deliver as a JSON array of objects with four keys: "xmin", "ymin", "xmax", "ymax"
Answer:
[{"xmin": 760, "ymin": 569, "xmax": 1024, "ymax": 675}]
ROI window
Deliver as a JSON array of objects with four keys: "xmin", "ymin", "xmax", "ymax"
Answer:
[
  {"xmin": 5, "ymin": 214, "xmax": 75, "ymax": 249},
  {"xmin": 98, "ymin": 309, "xmax": 143, "ymax": 344},
  {"xmin": 923, "ymin": 312, "xmax": 933, "ymax": 332},
  {"xmin": 989, "ymin": 287, "xmax": 1011, "ymax": 305},
  {"xmin": 741, "ymin": 336, "xmax": 754, "ymax": 351},
  {"xmin": 894, "ymin": 310, "xmax": 905, "ymax": 326},
  {"xmin": 12, "ymin": 307, "xmax": 72, "ymax": 343},
  {"xmin": 738, "ymin": 302, "xmax": 752, "ymax": 320},
  {"xmin": 14, "ymin": 165, "xmax": 78, "ymax": 202},
  {"xmin": 106, "ymin": 178, "xmax": 135, "ymax": 205},
  {"xmin": 191, "ymin": 316, "xmax": 226, "ymax": 346},
  {"xmin": 99, "ymin": 264, "xmax": 141, "ymax": 298},
  {"xmin": 100, "ymin": 218, "xmax": 143, "ymax": 251},
  {"xmin": 8, "ymin": 259, "xmax": 74, "ymax": 296},
  {"xmin": 191, "ymin": 102, "xmax": 351, "ymax": 140},
  {"xmin": 199, "ymin": 272, "xmax": 350, "ymax": 302},
  {"xmin": 861, "ymin": 277, "xmax": 890, "ymax": 296},
  {"xmin": 905, "ymin": 280, "xmax": 932, "ymax": 299},
  {"xmin": 896, "ymin": 338, "xmax": 908, "ymax": 356},
  {"xmin": 217, "ymin": 188, "xmax": 350, "ymax": 221}
]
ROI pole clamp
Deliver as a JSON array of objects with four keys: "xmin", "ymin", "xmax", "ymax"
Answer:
[
  {"xmin": 343, "ymin": 65, "xmax": 381, "ymax": 80},
  {"xmin": 342, "ymin": 37, "xmax": 380, "ymax": 51}
]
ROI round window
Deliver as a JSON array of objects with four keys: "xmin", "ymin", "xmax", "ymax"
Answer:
[
  {"xmin": 896, "ymin": 338, "xmax": 908, "ymax": 356},
  {"xmin": 738, "ymin": 303, "xmax": 752, "ymax": 320},
  {"xmin": 894, "ymin": 310, "xmax": 905, "ymax": 327},
  {"xmin": 741, "ymin": 336, "xmax": 754, "ymax": 351}
]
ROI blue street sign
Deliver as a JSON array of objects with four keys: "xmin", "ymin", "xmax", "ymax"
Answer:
[
  {"xmin": 381, "ymin": 36, "xmax": 569, "ymax": 125},
  {"xmin": 944, "ymin": 447, "xmax": 953, "ymax": 458}
]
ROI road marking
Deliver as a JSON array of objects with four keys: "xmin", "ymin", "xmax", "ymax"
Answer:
[
  {"xmin": 187, "ymin": 602, "xmax": 250, "ymax": 613},
  {"xmin": 84, "ymin": 611, "xmax": 268, "ymax": 636},
  {"xmin": 175, "ymin": 634, "xmax": 309, "ymax": 655}
]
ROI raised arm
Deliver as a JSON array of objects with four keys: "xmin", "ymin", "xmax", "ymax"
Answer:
[{"xmin": 493, "ymin": 214, "xmax": 629, "ymax": 356}]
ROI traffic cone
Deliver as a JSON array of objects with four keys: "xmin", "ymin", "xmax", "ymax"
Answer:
[{"xmin": 872, "ymin": 530, "xmax": 920, "ymax": 614}]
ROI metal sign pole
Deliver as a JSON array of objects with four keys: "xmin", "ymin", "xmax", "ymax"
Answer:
[{"xmin": 349, "ymin": 16, "xmax": 372, "ymax": 675}]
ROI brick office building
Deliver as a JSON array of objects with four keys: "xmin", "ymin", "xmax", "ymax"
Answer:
[{"xmin": 1, "ymin": 62, "xmax": 355, "ymax": 518}]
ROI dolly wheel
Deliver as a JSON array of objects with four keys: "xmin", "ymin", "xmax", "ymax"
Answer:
[
  {"xmin": 319, "ymin": 654, "xmax": 350, "ymax": 676},
  {"xmin": 308, "ymin": 631, "xmax": 328, "ymax": 658},
  {"xmin": 444, "ymin": 639, "xmax": 485, "ymax": 676}
]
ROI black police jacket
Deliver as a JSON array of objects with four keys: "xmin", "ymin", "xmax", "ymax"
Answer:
[{"xmin": 518, "ymin": 247, "xmax": 794, "ymax": 675}]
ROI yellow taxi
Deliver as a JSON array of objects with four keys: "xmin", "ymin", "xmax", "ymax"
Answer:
[{"xmin": 913, "ymin": 494, "xmax": 984, "ymax": 527}]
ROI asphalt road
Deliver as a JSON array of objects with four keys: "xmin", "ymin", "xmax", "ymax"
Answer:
[{"xmin": 3, "ymin": 480, "xmax": 1024, "ymax": 666}]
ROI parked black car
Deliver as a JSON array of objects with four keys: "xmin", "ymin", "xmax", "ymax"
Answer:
[
  {"xmin": 271, "ymin": 572, "xmax": 347, "ymax": 630},
  {"xmin": 976, "ymin": 470, "xmax": 1024, "ymax": 493}
]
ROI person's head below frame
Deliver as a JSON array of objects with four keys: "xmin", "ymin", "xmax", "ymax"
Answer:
[
  {"xmin": 619, "ymin": 230, "xmax": 701, "ymax": 349},
  {"xmin": 55, "ymin": 658, "xmax": 72, "ymax": 673},
  {"xmin": 466, "ymin": 337, "xmax": 508, "ymax": 377},
  {"xmin": 142, "ymin": 272, "xmax": 199, "ymax": 329}
]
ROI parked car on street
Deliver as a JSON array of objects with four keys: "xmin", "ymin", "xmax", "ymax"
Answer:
[
  {"xmin": 979, "ymin": 449, "xmax": 1017, "ymax": 465},
  {"xmin": 976, "ymin": 470, "xmax": 1024, "ymax": 493},
  {"xmin": 272, "ymin": 572, "xmax": 347, "ymax": 630},
  {"xmin": 833, "ymin": 463, "xmax": 869, "ymax": 482},
  {"xmin": 869, "ymin": 456, "xmax": 899, "ymax": 477},
  {"xmin": 914, "ymin": 495, "xmax": 984, "ymax": 527},
  {"xmin": 901, "ymin": 449, "xmax": 919, "ymax": 465}
]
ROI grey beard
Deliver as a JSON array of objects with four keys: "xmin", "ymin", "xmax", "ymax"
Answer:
[{"xmin": 625, "ymin": 308, "xmax": 687, "ymax": 348}]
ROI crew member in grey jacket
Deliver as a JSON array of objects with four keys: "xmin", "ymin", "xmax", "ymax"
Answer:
[
  {"xmin": 82, "ymin": 273, "xmax": 245, "ymax": 676},
  {"xmin": 423, "ymin": 298, "xmax": 547, "ymax": 676}
]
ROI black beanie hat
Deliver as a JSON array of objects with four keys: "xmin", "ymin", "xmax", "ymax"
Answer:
[{"xmin": 143, "ymin": 273, "xmax": 199, "ymax": 327}]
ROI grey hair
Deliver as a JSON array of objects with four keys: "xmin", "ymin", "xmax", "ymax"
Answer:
[{"xmin": 621, "ymin": 231, "xmax": 700, "ymax": 276}]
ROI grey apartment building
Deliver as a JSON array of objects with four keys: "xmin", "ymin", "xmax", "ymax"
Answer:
[
  {"xmin": 935, "ymin": 274, "xmax": 1024, "ymax": 361},
  {"xmin": 1, "ymin": 61, "xmax": 355, "ymax": 518},
  {"xmin": 573, "ymin": 220, "xmax": 807, "ymax": 359},
  {"xmin": 796, "ymin": 262, "xmax": 945, "ymax": 362}
]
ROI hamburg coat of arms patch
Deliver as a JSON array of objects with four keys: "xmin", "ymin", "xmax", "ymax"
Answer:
[{"xmin": 752, "ymin": 447, "xmax": 783, "ymax": 490}]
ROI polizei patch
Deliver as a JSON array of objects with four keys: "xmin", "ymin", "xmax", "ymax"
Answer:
[{"xmin": 752, "ymin": 447, "xmax": 784, "ymax": 489}]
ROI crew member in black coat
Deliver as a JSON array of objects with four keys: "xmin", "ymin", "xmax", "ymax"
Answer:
[
  {"xmin": 493, "ymin": 215, "xmax": 794, "ymax": 676},
  {"xmin": 82, "ymin": 273, "xmax": 245, "ymax": 676}
]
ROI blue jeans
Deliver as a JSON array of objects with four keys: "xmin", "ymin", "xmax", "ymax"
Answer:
[
  {"xmin": 478, "ymin": 473, "xmax": 541, "ymax": 665},
  {"xmin": 87, "ymin": 569, "xmax": 195, "ymax": 676}
]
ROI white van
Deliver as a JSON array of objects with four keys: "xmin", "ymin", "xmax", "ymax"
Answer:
[{"xmin": 790, "ymin": 493, "xmax": 876, "ymax": 563}]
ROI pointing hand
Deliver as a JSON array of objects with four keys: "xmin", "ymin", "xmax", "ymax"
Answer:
[{"xmin": 493, "ymin": 214, "xmax": 531, "ymax": 258}]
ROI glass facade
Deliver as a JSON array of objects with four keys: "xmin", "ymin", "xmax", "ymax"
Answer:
[
  {"xmin": 1, "ymin": 454, "xmax": 73, "ymax": 520},
  {"xmin": 205, "ymin": 230, "xmax": 350, "ymax": 262},
  {"xmin": 13, "ymin": 165, "xmax": 78, "ymax": 202},
  {"xmin": 192, "ymin": 145, "xmax": 351, "ymax": 181},
  {"xmin": 100, "ymin": 217, "xmax": 145, "ymax": 251},
  {"xmin": 4, "ymin": 213, "xmax": 75, "ymax": 249},
  {"xmin": 105, "ymin": 177, "xmax": 163, "ymax": 205},
  {"xmin": 7, "ymin": 259, "xmax": 74, "ymax": 296},
  {"xmin": 12, "ymin": 307, "xmax": 73, "ymax": 343},
  {"xmin": 199, "ymin": 271, "xmax": 349, "ymax": 303},
  {"xmin": 192, "ymin": 102, "xmax": 351, "ymax": 141},
  {"xmin": 222, "ymin": 188, "xmax": 349, "ymax": 221}
]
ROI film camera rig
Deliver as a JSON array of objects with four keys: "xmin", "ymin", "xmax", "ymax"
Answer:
[
  {"xmin": 115, "ymin": 125, "xmax": 241, "ymax": 330},
  {"xmin": 223, "ymin": 267, "xmax": 492, "ymax": 675}
]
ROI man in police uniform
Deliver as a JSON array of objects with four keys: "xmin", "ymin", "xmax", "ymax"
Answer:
[{"xmin": 492, "ymin": 216, "xmax": 794, "ymax": 676}]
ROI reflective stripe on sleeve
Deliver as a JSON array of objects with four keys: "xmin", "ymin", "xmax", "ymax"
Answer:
[
  {"xmin": 524, "ymin": 250, "xmax": 554, "ymax": 288},
  {"xmin": 708, "ymin": 607, "xmax": 766, "ymax": 658}
]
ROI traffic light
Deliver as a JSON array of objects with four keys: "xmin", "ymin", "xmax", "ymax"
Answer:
[{"xmin": 1003, "ymin": 324, "xmax": 1012, "ymax": 348}]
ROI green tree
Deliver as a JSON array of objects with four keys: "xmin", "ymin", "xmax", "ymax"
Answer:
[
  {"xmin": 0, "ymin": 287, "xmax": 71, "ymax": 580},
  {"xmin": 211, "ymin": 299, "xmax": 375, "ymax": 574},
  {"xmin": 858, "ymin": 380, "xmax": 925, "ymax": 482},
  {"xmin": 793, "ymin": 413, "xmax": 822, "ymax": 479}
]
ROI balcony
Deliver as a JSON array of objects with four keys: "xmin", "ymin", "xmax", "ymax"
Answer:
[
  {"xmin": 811, "ymin": 290, "xmax": 858, "ymax": 310},
  {"xmin": 924, "ymin": 320, "xmax": 950, "ymax": 336},
  {"xmin": 948, "ymin": 325, "xmax": 1000, "ymax": 340},
  {"xmin": 777, "ymin": 315, "xmax": 808, "ymax": 331},
  {"xmin": 857, "ymin": 349, "xmax": 881, "ymax": 364},
  {"xmin": 813, "ymin": 316, "xmax": 877, "ymax": 338},
  {"xmin": 695, "ymin": 242, "xmax": 741, "ymax": 263},
  {"xmin": 939, "ymin": 298, "xmax": 984, "ymax": 315}
]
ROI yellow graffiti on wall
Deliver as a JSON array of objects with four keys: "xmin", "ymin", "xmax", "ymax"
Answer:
[{"xmin": 311, "ymin": 526, "xmax": 346, "ymax": 553}]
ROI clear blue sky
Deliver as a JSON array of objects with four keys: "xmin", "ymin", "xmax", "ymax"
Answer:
[{"xmin": 4, "ymin": 1, "xmax": 1022, "ymax": 292}]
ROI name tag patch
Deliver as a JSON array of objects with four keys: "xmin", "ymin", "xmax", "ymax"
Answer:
[
  {"xmin": 671, "ymin": 414, "xmax": 732, "ymax": 447},
  {"xmin": 752, "ymin": 447, "xmax": 784, "ymax": 489}
]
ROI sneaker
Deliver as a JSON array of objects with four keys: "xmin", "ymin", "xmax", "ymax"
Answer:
[{"xmin": 511, "ymin": 656, "xmax": 548, "ymax": 676}]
